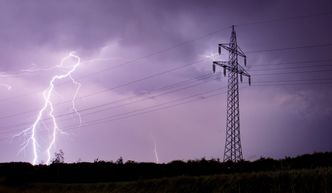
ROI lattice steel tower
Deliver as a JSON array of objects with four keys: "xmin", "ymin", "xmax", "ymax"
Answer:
[{"xmin": 212, "ymin": 25, "xmax": 251, "ymax": 162}]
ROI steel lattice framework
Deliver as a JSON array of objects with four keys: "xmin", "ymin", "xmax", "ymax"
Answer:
[{"xmin": 212, "ymin": 25, "xmax": 251, "ymax": 162}]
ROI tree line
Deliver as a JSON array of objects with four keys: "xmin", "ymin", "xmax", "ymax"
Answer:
[{"xmin": 1, "ymin": 152, "xmax": 332, "ymax": 184}]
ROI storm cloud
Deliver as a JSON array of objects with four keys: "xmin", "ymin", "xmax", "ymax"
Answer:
[{"xmin": 0, "ymin": 0, "xmax": 331, "ymax": 163}]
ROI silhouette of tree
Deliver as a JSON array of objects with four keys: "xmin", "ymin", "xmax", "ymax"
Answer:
[
  {"xmin": 51, "ymin": 149, "xmax": 64, "ymax": 164},
  {"xmin": 0, "ymin": 152, "xmax": 331, "ymax": 184},
  {"xmin": 116, "ymin": 157, "xmax": 123, "ymax": 164}
]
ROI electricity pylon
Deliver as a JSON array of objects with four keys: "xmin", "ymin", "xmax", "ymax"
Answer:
[{"xmin": 212, "ymin": 25, "xmax": 251, "ymax": 162}]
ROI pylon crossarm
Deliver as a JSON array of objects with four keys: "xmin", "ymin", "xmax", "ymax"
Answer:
[
  {"xmin": 213, "ymin": 63, "xmax": 249, "ymax": 78},
  {"xmin": 237, "ymin": 65, "xmax": 250, "ymax": 77},
  {"xmin": 236, "ymin": 46, "xmax": 246, "ymax": 58},
  {"xmin": 213, "ymin": 61, "xmax": 230, "ymax": 74},
  {"xmin": 218, "ymin": 43, "xmax": 231, "ymax": 54},
  {"xmin": 219, "ymin": 44, "xmax": 246, "ymax": 58},
  {"xmin": 213, "ymin": 61, "xmax": 229, "ymax": 67},
  {"xmin": 236, "ymin": 46, "xmax": 247, "ymax": 66}
]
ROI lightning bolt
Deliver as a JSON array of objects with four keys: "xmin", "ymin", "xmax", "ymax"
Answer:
[
  {"xmin": 16, "ymin": 52, "xmax": 81, "ymax": 165},
  {"xmin": 69, "ymin": 75, "xmax": 82, "ymax": 125},
  {"xmin": 150, "ymin": 133, "xmax": 159, "ymax": 163}
]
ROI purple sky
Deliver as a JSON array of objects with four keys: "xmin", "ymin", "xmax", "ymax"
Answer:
[{"xmin": 0, "ymin": 0, "xmax": 332, "ymax": 164}]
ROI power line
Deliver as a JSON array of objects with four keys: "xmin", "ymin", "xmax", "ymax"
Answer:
[
  {"xmin": 0, "ymin": 73, "xmax": 213, "ymax": 133},
  {"xmin": 0, "ymin": 68, "xmax": 211, "ymax": 121},
  {"xmin": 2, "ymin": 77, "xmax": 332, "ymax": 137},
  {"xmin": 0, "ymin": 87, "xmax": 229, "ymax": 142},
  {"xmin": 62, "ymin": 87, "xmax": 229, "ymax": 132},
  {"xmin": 2, "ymin": 56, "xmax": 330, "ymax": 121},
  {"xmin": 1, "ymin": 68, "xmax": 332, "ymax": 132},
  {"xmin": 2, "ymin": 41, "xmax": 332, "ymax": 106},
  {"xmin": 1, "ymin": 64, "xmax": 331, "ymax": 125},
  {"xmin": 251, "ymin": 58, "xmax": 332, "ymax": 67},
  {"xmin": 251, "ymin": 64, "xmax": 332, "ymax": 71},
  {"xmin": 0, "ymin": 83, "xmax": 225, "ymax": 136},
  {"xmin": 57, "ymin": 75, "xmax": 213, "ymax": 120},
  {"xmin": 36, "ymin": 74, "xmax": 213, "ymax": 125},
  {"xmin": 247, "ymin": 43, "xmax": 332, "ymax": 54},
  {"xmin": 0, "ymin": 59, "xmax": 205, "ymax": 103},
  {"xmin": 60, "ymin": 79, "xmax": 332, "ymax": 132},
  {"xmin": 253, "ymin": 69, "xmax": 332, "ymax": 76},
  {"xmin": 254, "ymin": 78, "xmax": 332, "ymax": 84},
  {"xmin": 253, "ymin": 81, "xmax": 332, "ymax": 87}
]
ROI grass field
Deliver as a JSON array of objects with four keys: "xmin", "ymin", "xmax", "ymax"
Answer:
[{"xmin": 1, "ymin": 167, "xmax": 331, "ymax": 193}]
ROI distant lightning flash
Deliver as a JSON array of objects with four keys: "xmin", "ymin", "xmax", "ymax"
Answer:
[
  {"xmin": 0, "ymin": 73, "xmax": 13, "ymax": 91},
  {"xmin": 153, "ymin": 139, "xmax": 159, "ymax": 164},
  {"xmin": 18, "ymin": 52, "xmax": 81, "ymax": 165},
  {"xmin": 203, "ymin": 52, "xmax": 219, "ymax": 61},
  {"xmin": 0, "ymin": 83, "xmax": 12, "ymax": 90},
  {"xmin": 150, "ymin": 133, "xmax": 159, "ymax": 163}
]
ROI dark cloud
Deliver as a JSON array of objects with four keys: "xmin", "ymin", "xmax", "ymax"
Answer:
[{"xmin": 0, "ymin": 0, "xmax": 331, "ymax": 163}]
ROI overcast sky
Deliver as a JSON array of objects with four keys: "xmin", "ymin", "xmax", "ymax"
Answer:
[{"xmin": 0, "ymin": 0, "xmax": 331, "ymax": 164}]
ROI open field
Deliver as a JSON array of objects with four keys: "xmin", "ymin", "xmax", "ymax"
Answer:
[
  {"xmin": 0, "ymin": 167, "xmax": 331, "ymax": 193},
  {"xmin": 1, "ymin": 152, "xmax": 332, "ymax": 193}
]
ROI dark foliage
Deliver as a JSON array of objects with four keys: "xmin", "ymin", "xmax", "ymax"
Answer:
[
  {"xmin": 51, "ymin": 150, "xmax": 65, "ymax": 164},
  {"xmin": 1, "ymin": 152, "xmax": 332, "ymax": 184}
]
